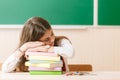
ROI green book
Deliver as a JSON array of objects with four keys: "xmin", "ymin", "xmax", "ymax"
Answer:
[{"xmin": 30, "ymin": 71, "xmax": 62, "ymax": 75}]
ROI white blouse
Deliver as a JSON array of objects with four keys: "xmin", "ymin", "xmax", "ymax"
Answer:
[{"xmin": 2, "ymin": 39, "xmax": 74, "ymax": 73}]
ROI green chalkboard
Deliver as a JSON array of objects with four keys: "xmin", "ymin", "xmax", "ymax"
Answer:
[
  {"xmin": 98, "ymin": 0, "xmax": 120, "ymax": 25},
  {"xmin": 0, "ymin": 0, "xmax": 93, "ymax": 25}
]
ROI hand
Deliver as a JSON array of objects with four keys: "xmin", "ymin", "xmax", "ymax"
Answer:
[
  {"xmin": 19, "ymin": 41, "xmax": 44, "ymax": 53},
  {"xmin": 26, "ymin": 46, "xmax": 48, "ymax": 52},
  {"xmin": 26, "ymin": 45, "xmax": 54, "ymax": 52},
  {"xmin": 25, "ymin": 45, "xmax": 47, "ymax": 59},
  {"xmin": 48, "ymin": 47, "xmax": 54, "ymax": 53},
  {"xmin": 25, "ymin": 45, "xmax": 54, "ymax": 59}
]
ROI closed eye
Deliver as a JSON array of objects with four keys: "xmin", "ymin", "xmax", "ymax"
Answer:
[{"xmin": 44, "ymin": 38, "xmax": 50, "ymax": 42}]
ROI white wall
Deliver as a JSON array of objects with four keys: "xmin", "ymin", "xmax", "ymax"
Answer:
[{"xmin": 0, "ymin": 27, "xmax": 120, "ymax": 71}]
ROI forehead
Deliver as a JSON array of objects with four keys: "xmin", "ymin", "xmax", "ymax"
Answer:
[{"xmin": 40, "ymin": 30, "xmax": 52, "ymax": 40}]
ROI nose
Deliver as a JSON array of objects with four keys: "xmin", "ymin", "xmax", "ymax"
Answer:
[
  {"xmin": 45, "ymin": 42, "xmax": 54, "ymax": 46},
  {"xmin": 45, "ymin": 38, "xmax": 54, "ymax": 46},
  {"xmin": 51, "ymin": 37, "xmax": 54, "ymax": 43},
  {"xmin": 49, "ymin": 37, "xmax": 55, "ymax": 46}
]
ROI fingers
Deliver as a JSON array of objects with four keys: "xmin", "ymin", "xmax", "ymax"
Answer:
[
  {"xmin": 22, "ymin": 41, "xmax": 45, "ymax": 60},
  {"xmin": 24, "ymin": 45, "xmax": 51, "ymax": 60},
  {"xmin": 35, "ymin": 41, "xmax": 44, "ymax": 45},
  {"xmin": 27, "ymin": 46, "xmax": 47, "ymax": 52},
  {"xmin": 29, "ymin": 41, "xmax": 44, "ymax": 47},
  {"xmin": 20, "ymin": 41, "xmax": 45, "ymax": 52}
]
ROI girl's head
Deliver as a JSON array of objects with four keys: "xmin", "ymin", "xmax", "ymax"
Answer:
[
  {"xmin": 17, "ymin": 17, "xmax": 68, "ymax": 72},
  {"xmin": 19, "ymin": 17, "xmax": 55, "ymax": 46},
  {"xmin": 17, "ymin": 17, "xmax": 55, "ymax": 72}
]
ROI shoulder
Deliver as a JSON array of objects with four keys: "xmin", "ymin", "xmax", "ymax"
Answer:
[
  {"xmin": 55, "ymin": 36, "xmax": 68, "ymax": 40},
  {"xmin": 60, "ymin": 39, "xmax": 71, "ymax": 45},
  {"xmin": 55, "ymin": 36, "xmax": 71, "ymax": 45}
]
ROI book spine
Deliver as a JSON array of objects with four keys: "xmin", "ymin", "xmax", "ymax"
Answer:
[
  {"xmin": 25, "ymin": 62, "xmax": 63, "ymax": 68},
  {"xmin": 28, "ymin": 56, "xmax": 60, "ymax": 61},
  {"xmin": 29, "ymin": 67, "xmax": 62, "ymax": 71},
  {"xmin": 30, "ymin": 71, "xmax": 62, "ymax": 75},
  {"xmin": 26, "ymin": 52, "xmax": 58, "ymax": 57}
]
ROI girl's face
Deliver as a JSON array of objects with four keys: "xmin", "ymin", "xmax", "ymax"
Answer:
[{"xmin": 39, "ymin": 30, "xmax": 55, "ymax": 46}]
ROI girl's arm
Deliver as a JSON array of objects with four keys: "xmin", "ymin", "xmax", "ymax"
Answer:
[
  {"xmin": 53, "ymin": 39, "xmax": 74, "ymax": 58},
  {"xmin": 26, "ymin": 39, "xmax": 74, "ymax": 58},
  {"xmin": 2, "ymin": 41, "xmax": 44, "ymax": 73},
  {"xmin": 1, "ymin": 50, "xmax": 23, "ymax": 72}
]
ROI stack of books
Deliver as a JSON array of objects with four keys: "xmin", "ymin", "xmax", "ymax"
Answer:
[{"xmin": 25, "ymin": 51, "xmax": 63, "ymax": 75}]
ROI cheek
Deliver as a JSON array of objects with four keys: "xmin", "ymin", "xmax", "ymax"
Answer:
[
  {"xmin": 44, "ymin": 41, "xmax": 52, "ymax": 45},
  {"xmin": 45, "ymin": 37, "xmax": 55, "ymax": 45},
  {"xmin": 52, "ymin": 36, "xmax": 55, "ymax": 42}
]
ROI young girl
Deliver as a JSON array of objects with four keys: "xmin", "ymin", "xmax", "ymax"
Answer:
[{"xmin": 2, "ymin": 17, "xmax": 74, "ymax": 73}]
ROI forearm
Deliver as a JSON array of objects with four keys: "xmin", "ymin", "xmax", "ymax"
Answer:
[
  {"xmin": 54, "ymin": 39, "xmax": 74, "ymax": 58},
  {"xmin": 54, "ymin": 45, "xmax": 74, "ymax": 58},
  {"xmin": 2, "ymin": 50, "xmax": 23, "ymax": 73}
]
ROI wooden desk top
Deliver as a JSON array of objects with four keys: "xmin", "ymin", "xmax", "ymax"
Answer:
[{"xmin": 0, "ymin": 71, "xmax": 120, "ymax": 80}]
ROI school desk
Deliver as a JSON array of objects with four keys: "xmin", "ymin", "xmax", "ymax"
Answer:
[{"xmin": 0, "ymin": 71, "xmax": 120, "ymax": 80}]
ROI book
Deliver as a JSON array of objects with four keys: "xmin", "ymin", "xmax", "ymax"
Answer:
[
  {"xmin": 26, "ymin": 51, "xmax": 58, "ymax": 57},
  {"xmin": 29, "ymin": 60, "xmax": 62, "ymax": 64},
  {"xmin": 29, "ymin": 66, "xmax": 61, "ymax": 71},
  {"xmin": 30, "ymin": 71, "xmax": 62, "ymax": 75},
  {"xmin": 25, "ymin": 61, "xmax": 63, "ymax": 68},
  {"xmin": 28, "ymin": 56, "xmax": 60, "ymax": 61}
]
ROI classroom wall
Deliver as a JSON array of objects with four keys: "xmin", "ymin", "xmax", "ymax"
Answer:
[{"xmin": 0, "ymin": 27, "xmax": 120, "ymax": 71}]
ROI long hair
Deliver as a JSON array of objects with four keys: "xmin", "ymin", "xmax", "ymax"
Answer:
[
  {"xmin": 16, "ymin": 17, "xmax": 68, "ymax": 72},
  {"xmin": 17, "ymin": 17, "xmax": 51, "ymax": 71}
]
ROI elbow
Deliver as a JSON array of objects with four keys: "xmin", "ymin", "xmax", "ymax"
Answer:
[
  {"xmin": 1, "ymin": 66, "xmax": 8, "ymax": 73},
  {"xmin": 1, "ymin": 64, "xmax": 12, "ymax": 73},
  {"xmin": 1, "ymin": 69, "xmax": 9, "ymax": 73},
  {"xmin": 62, "ymin": 48, "xmax": 74, "ymax": 58},
  {"xmin": 68, "ymin": 48, "xmax": 74, "ymax": 58}
]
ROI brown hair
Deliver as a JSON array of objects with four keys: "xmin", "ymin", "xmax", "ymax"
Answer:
[
  {"xmin": 17, "ymin": 17, "xmax": 51, "ymax": 71},
  {"xmin": 16, "ymin": 17, "xmax": 68, "ymax": 72}
]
